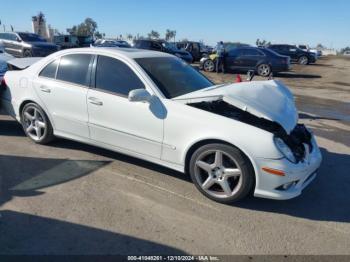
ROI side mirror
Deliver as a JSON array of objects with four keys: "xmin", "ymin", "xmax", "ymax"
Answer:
[
  {"xmin": 128, "ymin": 89, "xmax": 152, "ymax": 103},
  {"xmin": 16, "ymin": 38, "xmax": 22, "ymax": 42}
]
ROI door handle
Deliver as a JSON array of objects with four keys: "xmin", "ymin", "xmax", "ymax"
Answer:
[
  {"xmin": 40, "ymin": 86, "xmax": 51, "ymax": 93},
  {"xmin": 88, "ymin": 97, "xmax": 103, "ymax": 106}
]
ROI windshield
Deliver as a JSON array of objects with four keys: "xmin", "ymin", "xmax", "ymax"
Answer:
[
  {"xmin": 162, "ymin": 42, "xmax": 178, "ymax": 51},
  {"xmin": 136, "ymin": 57, "xmax": 213, "ymax": 98},
  {"xmin": 18, "ymin": 33, "xmax": 46, "ymax": 42}
]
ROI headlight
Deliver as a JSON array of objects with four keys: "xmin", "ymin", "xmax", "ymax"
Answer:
[{"xmin": 274, "ymin": 137, "xmax": 297, "ymax": 163}]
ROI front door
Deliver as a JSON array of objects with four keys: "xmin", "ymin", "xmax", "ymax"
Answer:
[
  {"xmin": 87, "ymin": 55, "xmax": 164, "ymax": 158},
  {"xmin": 225, "ymin": 48, "xmax": 244, "ymax": 71}
]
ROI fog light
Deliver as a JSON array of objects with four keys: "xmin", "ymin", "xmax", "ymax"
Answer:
[
  {"xmin": 283, "ymin": 182, "xmax": 294, "ymax": 190},
  {"xmin": 276, "ymin": 181, "xmax": 298, "ymax": 191}
]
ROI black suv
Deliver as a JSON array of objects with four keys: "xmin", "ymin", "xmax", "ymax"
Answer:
[
  {"xmin": 133, "ymin": 39, "xmax": 193, "ymax": 63},
  {"xmin": 176, "ymin": 41, "xmax": 208, "ymax": 62},
  {"xmin": 0, "ymin": 32, "xmax": 58, "ymax": 57},
  {"xmin": 267, "ymin": 44, "xmax": 316, "ymax": 65}
]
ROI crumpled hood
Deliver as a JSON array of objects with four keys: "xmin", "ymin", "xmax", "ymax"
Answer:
[{"xmin": 174, "ymin": 80, "xmax": 298, "ymax": 134}]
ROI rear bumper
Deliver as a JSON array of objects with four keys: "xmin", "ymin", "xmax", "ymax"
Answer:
[{"xmin": 254, "ymin": 136, "xmax": 322, "ymax": 200}]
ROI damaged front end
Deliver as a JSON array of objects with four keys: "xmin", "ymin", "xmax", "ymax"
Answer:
[{"xmin": 188, "ymin": 99, "xmax": 313, "ymax": 163}]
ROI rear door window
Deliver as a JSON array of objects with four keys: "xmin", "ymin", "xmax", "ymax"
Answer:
[
  {"xmin": 95, "ymin": 55, "xmax": 145, "ymax": 96},
  {"xmin": 56, "ymin": 54, "xmax": 93, "ymax": 86}
]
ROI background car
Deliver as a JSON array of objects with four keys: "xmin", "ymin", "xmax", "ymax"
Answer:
[
  {"xmin": 176, "ymin": 41, "xmax": 209, "ymax": 62},
  {"xmin": 0, "ymin": 32, "xmax": 59, "ymax": 57},
  {"xmin": 268, "ymin": 44, "xmax": 316, "ymax": 65},
  {"xmin": 92, "ymin": 39, "xmax": 131, "ymax": 48},
  {"xmin": 53, "ymin": 35, "xmax": 79, "ymax": 50},
  {"xmin": 298, "ymin": 44, "xmax": 309, "ymax": 52},
  {"xmin": 77, "ymin": 36, "xmax": 94, "ymax": 47},
  {"xmin": 133, "ymin": 39, "xmax": 193, "ymax": 63},
  {"xmin": 200, "ymin": 46, "xmax": 291, "ymax": 76}
]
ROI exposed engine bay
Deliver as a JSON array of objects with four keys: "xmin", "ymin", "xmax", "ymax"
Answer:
[{"xmin": 188, "ymin": 99, "xmax": 313, "ymax": 163}]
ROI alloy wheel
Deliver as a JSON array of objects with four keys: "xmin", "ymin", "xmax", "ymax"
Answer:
[
  {"xmin": 299, "ymin": 56, "xmax": 308, "ymax": 65},
  {"xmin": 22, "ymin": 106, "xmax": 47, "ymax": 141},
  {"xmin": 194, "ymin": 150, "xmax": 243, "ymax": 199},
  {"xmin": 258, "ymin": 64, "xmax": 271, "ymax": 76},
  {"xmin": 203, "ymin": 60, "xmax": 215, "ymax": 72}
]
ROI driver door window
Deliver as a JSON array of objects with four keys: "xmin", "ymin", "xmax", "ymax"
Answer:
[{"xmin": 95, "ymin": 55, "xmax": 145, "ymax": 97}]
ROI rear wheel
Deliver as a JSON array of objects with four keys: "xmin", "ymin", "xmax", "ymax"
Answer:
[
  {"xmin": 189, "ymin": 143, "xmax": 254, "ymax": 203},
  {"xmin": 203, "ymin": 59, "xmax": 215, "ymax": 72},
  {"xmin": 23, "ymin": 50, "xmax": 33, "ymax": 57},
  {"xmin": 298, "ymin": 56, "xmax": 309, "ymax": 65},
  {"xmin": 257, "ymin": 63, "xmax": 271, "ymax": 77},
  {"xmin": 21, "ymin": 103, "xmax": 55, "ymax": 144}
]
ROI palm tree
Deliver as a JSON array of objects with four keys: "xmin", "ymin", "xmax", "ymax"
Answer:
[
  {"xmin": 165, "ymin": 29, "xmax": 176, "ymax": 42},
  {"xmin": 148, "ymin": 30, "xmax": 160, "ymax": 39}
]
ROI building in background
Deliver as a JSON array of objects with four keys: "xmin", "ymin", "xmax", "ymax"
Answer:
[{"xmin": 32, "ymin": 12, "xmax": 54, "ymax": 41}]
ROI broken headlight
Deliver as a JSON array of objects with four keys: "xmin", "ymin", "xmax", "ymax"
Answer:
[{"xmin": 274, "ymin": 137, "xmax": 297, "ymax": 163}]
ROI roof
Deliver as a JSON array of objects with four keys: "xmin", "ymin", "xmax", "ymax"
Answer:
[{"xmin": 54, "ymin": 47, "xmax": 173, "ymax": 59}]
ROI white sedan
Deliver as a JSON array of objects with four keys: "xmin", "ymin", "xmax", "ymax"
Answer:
[{"xmin": 0, "ymin": 48, "xmax": 322, "ymax": 203}]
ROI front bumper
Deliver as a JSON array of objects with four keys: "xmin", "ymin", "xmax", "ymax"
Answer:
[{"xmin": 253, "ymin": 136, "xmax": 322, "ymax": 200}]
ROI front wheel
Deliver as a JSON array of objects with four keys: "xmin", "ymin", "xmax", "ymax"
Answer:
[
  {"xmin": 189, "ymin": 143, "xmax": 254, "ymax": 203},
  {"xmin": 21, "ymin": 103, "xmax": 55, "ymax": 144},
  {"xmin": 203, "ymin": 59, "xmax": 215, "ymax": 72},
  {"xmin": 257, "ymin": 63, "xmax": 271, "ymax": 77},
  {"xmin": 298, "ymin": 56, "xmax": 309, "ymax": 65}
]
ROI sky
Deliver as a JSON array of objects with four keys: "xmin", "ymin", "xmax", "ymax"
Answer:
[{"xmin": 0, "ymin": 0, "xmax": 349, "ymax": 49}]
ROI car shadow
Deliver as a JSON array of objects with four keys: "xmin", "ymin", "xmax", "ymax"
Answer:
[
  {"xmin": 275, "ymin": 72, "xmax": 322, "ymax": 79},
  {"xmin": 0, "ymin": 119, "xmax": 25, "ymax": 136},
  {"xmin": 0, "ymin": 210, "xmax": 186, "ymax": 255},
  {"xmin": 1, "ymin": 118, "xmax": 349, "ymax": 223},
  {"xmin": 234, "ymin": 148, "xmax": 350, "ymax": 223},
  {"xmin": 0, "ymin": 154, "xmax": 111, "ymax": 207},
  {"xmin": 50, "ymin": 138, "xmax": 191, "ymax": 183},
  {"xmin": 299, "ymin": 112, "xmax": 340, "ymax": 121}
]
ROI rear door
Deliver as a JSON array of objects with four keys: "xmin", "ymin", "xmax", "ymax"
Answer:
[
  {"xmin": 240, "ymin": 48, "xmax": 265, "ymax": 68},
  {"xmin": 33, "ymin": 53, "xmax": 92, "ymax": 138},
  {"xmin": 286, "ymin": 45, "xmax": 298, "ymax": 61}
]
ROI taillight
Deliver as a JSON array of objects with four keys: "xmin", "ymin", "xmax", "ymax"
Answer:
[{"xmin": 1, "ymin": 77, "xmax": 7, "ymax": 89}]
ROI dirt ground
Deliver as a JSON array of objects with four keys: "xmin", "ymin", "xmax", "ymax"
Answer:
[{"xmin": 0, "ymin": 56, "xmax": 349, "ymax": 255}]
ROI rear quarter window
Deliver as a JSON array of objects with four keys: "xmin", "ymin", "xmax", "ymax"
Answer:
[{"xmin": 39, "ymin": 59, "xmax": 59, "ymax": 79}]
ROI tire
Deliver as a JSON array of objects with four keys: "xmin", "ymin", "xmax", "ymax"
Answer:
[
  {"xmin": 298, "ymin": 56, "xmax": 309, "ymax": 65},
  {"xmin": 257, "ymin": 63, "xmax": 271, "ymax": 77},
  {"xmin": 23, "ymin": 50, "xmax": 33, "ymax": 57},
  {"xmin": 203, "ymin": 59, "xmax": 215, "ymax": 72},
  {"xmin": 189, "ymin": 143, "xmax": 254, "ymax": 203},
  {"xmin": 21, "ymin": 103, "xmax": 55, "ymax": 144}
]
